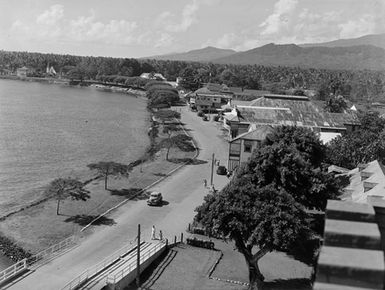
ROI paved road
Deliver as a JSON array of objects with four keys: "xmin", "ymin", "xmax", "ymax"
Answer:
[{"xmin": 8, "ymin": 107, "xmax": 230, "ymax": 290}]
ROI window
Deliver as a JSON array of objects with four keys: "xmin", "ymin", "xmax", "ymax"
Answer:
[{"xmin": 244, "ymin": 141, "xmax": 252, "ymax": 152}]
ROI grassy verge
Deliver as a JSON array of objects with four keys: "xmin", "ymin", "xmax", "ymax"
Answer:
[{"xmin": 0, "ymin": 108, "xmax": 195, "ymax": 260}]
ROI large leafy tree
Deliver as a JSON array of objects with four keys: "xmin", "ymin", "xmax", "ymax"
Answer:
[
  {"xmin": 195, "ymin": 126, "xmax": 342, "ymax": 289},
  {"xmin": 195, "ymin": 178, "xmax": 310, "ymax": 289},
  {"xmin": 244, "ymin": 126, "xmax": 340, "ymax": 210},
  {"xmin": 46, "ymin": 178, "xmax": 90, "ymax": 215},
  {"xmin": 87, "ymin": 162, "xmax": 131, "ymax": 190}
]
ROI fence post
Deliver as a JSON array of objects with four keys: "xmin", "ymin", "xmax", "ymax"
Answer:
[
  {"xmin": 181, "ymin": 233, "xmax": 183, "ymax": 243},
  {"xmin": 174, "ymin": 236, "xmax": 177, "ymax": 245},
  {"xmin": 188, "ymin": 223, "xmax": 191, "ymax": 232},
  {"xmin": 165, "ymin": 238, "xmax": 168, "ymax": 247}
]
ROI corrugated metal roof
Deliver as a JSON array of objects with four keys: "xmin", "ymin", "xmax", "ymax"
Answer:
[{"xmin": 245, "ymin": 97, "xmax": 360, "ymax": 127}]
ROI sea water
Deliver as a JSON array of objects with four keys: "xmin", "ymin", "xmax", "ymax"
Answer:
[{"xmin": 0, "ymin": 79, "xmax": 150, "ymax": 268}]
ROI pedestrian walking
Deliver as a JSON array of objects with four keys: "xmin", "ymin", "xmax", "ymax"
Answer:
[
  {"xmin": 159, "ymin": 230, "xmax": 163, "ymax": 241},
  {"xmin": 151, "ymin": 225, "xmax": 156, "ymax": 240},
  {"xmin": 203, "ymin": 179, "xmax": 207, "ymax": 187}
]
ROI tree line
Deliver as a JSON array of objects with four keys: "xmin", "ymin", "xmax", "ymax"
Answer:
[{"xmin": 1, "ymin": 50, "xmax": 384, "ymax": 102}]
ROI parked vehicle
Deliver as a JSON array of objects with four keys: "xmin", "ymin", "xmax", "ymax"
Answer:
[
  {"xmin": 216, "ymin": 166, "xmax": 227, "ymax": 175},
  {"xmin": 147, "ymin": 191, "xmax": 163, "ymax": 206}
]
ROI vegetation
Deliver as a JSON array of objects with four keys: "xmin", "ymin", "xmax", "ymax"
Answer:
[
  {"xmin": 195, "ymin": 126, "xmax": 342, "ymax": 289},
  {"xmin": 1, "ymin": 50, "xmax": 384, "ymax": 103},
  {"xmin": 87, "ymin": 161, "xmax": 131, "ymax": 190},
  {"xmin": 153, "ymin": 109, "xmax": 181, "ymax": 121},
  {"xmin": 326, "ymin": 111, "xmax": 385, "ymax": 169},
  {"xmin": 46, "ymin": 178, "xmax": 90, "ymax": 215},
  {"xmin": 324, "ymin": 95, "xmax": 348, "ymax": 113}
]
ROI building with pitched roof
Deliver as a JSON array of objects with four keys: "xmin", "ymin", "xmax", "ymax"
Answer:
[
  {"xmin": 227, "ymin": 125, "xmax": 274, "ymax": 172},
  {"xmin": 338, "ymin": 160, "xmax": 385, "ymax": 203},
  {"xmin": 190, "ymin": 83, "xmax": 233, "ymax": 112},
  {"xmin": 223, "ymin": 94, "xmax": 360, "ymax": 141}
]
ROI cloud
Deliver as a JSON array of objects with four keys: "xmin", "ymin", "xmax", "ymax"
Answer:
[
  {"xmin": 36, "ymin": 4, "xmax": 64, "ymax": 25},
  {"xmin": 11, "ymin": 5, "xmax": 138, "ymax": 46},
  {"xmin": 158, "ymin": 0, "xmax": 216, "ymax": 33},
  {"xmin": 69, "ymin": 13, "xmax": 137, "ymax": 45},
  {"xmin": 155, "ymin": 33, "xmax": 174, "ymax": 48},
  {"xmin": 260, "ymin": 0, "xmax": 298, "ymax": 35},
  {"xmin": 338, "ymin": 14, "xmax": 381, "ymax": 39}
]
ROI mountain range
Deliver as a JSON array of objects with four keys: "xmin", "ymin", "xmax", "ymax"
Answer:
[{"xmin": 145, "ymin": 33, "xmax": 385, "ymax": 70}]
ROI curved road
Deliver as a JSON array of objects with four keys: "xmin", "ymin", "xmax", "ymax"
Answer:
[{"xmin": 8, "ymin": 107, "xmax": 230, "ymax": 290}]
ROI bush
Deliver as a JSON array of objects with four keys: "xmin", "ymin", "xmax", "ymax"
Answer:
[
  {"xmin": 197, "ymin": 111, "xmax": 204, "ymax": 117},
  {"xmin": 186, "ymin": 237, "xmax": 215, "ymax": 249}
]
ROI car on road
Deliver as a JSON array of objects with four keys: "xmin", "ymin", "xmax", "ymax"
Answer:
[
  {"xmin": 147, "ymin": 191, "xmax": 163, "ymax": 206},
  {"xmin": 216, "ymin": 165, "xmax": 227, "ymax": 175}
]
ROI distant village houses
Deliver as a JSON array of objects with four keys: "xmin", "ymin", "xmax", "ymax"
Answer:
[
  {"xmin": 189, "ymin": 83, "xmax": 233, "ymax": 112},
  {"xmin": 16, "ymin": 66, "xmax": 30, "ymax": 78}
]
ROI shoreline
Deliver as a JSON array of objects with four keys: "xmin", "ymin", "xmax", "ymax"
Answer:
[{"xmin": 0, "ymin": 82, "xmax": 194, "ymax": 267}]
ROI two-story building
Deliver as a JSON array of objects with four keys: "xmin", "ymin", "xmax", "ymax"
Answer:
[
  {"xmin": 190, "ymin": 83, "xmax": 233, "ymax": 112},
  {"xmin": 228, "ymin": 125, "xmax": 274, "ymax": 172}
]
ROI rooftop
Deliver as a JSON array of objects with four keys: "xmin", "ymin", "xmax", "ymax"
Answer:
[
  {"xmin": 230, "ymin": 125, "xmax": 275, "ymax": 142},
  {"xmin": 194, "ymin": 83, "xmax": 233, "ymax": 97},
  {"xmin": 224, "ymin": 96, "xmax": 361, "ymax": 128},
  {"xmin": 339, "ymin": 160, "xmax": 385, "ymax": 203}
]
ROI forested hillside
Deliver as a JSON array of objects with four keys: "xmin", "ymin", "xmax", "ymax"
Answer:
[{"xmin": 1, "ymin": 50, "xmax": 384, "ymax": 103}]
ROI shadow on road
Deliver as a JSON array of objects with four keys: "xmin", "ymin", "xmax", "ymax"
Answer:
[{"xmin": 64, "ymin": 214, "xmax": 116, "ymax": 226}]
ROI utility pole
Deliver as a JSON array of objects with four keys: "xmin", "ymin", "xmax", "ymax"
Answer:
[
  {"xmin": 136, "ymin": 224, "xmax": 141, "ymax": 288},
  {"xmin": 210, "ymin": 153, "xmax": 215, "ymax": 186}
]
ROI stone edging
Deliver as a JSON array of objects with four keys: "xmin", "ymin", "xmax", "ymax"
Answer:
[
  {"xmin": 209, "ymin": 276, "xmax": 249, "ymax": 286},
  {"xmin": 80, "ymin": 113, "xmax": 199, "ymax": 232},
  {"xmin": 207, "ymin": 242, "xmax": 249, "ymax": 287}
]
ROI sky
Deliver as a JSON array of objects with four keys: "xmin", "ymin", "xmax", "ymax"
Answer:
[{"xmin": 0, "ymin": 0, "xmax": 384, "ymax": 58}]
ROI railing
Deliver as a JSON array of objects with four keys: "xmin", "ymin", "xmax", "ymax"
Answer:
[
  {"xmin": 0, "ymin": 235, "xmax": 78, "ymax": 285},
  {"xmin": 27, "ymin": 235, "xmax": 78, "ymax": 265},
  {"xmin": 106, "ymin": 242, "xmax": 165, "ymax": 285},
  {"xmin": 0, "ymin": 259, "xmax": 27, "ymax": 284},
  {"xmin": 61, "ymin": 240, "xmax": 138, "ymax": 290}
]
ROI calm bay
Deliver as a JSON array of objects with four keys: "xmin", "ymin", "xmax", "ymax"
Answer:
[{"xmin": 0, "ymin": 79, "xmax": 150, "ymax": 268}]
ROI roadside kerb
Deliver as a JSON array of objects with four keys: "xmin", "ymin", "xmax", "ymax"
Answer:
[{"xmin": 80, "ymin": 114, "xmax": 199, "ymax": 232}]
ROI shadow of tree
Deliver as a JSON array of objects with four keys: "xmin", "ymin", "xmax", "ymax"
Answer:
[
  {"xmin": 169, "ymin": 158, "xmax": 208, "ymax": 165},
  {"xmin": 109, "ymin": 188, "xmax": 142, "ymax": 198},
  {"xmin": 131, "ymin": 191, "xmax": 150, "ymax": 201},
  {"xmin": 64, "ymin": 214, "xmax": 116, "ymax": 226},
  {"xmin": 263, "ymin": 278, "xmax": 312, "ymax": 290},
  {"xmin": 153, "ymin": 173, "xmax": 168, "ymax": 177}
]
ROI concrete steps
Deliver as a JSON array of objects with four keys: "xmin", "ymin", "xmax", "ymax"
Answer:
[{"xmin": 314, "ymin": 200, "xmax": 384, "ymax": 289}]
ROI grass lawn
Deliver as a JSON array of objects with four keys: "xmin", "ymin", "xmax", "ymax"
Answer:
[
  {"xmin": 136, "ymin": 244, "xmax": 246, "ymax": 290},
  {"xmin": 208, "ymin": 235, "xmax": 313, "ymax": 290},
  {"xmin": 0, "ymin": 120, "xmax": 196, "ymax": 255}
]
